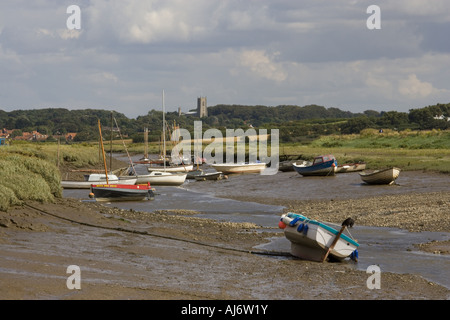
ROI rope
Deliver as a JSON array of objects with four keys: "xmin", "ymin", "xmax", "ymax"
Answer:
[{"xmin": 23, "ymin": 203, "xmax": 292, "ymax": 258}]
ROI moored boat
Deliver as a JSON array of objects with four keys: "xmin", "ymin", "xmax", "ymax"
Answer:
[
  {"xmin": 359, "ymin": 167, "xmax": 401, "ymax": 185},
  {"xmin": 279, "ymin": 213, "xmax": 359, "ymax": 262},
  {"xmin": 147, "ymin": 164, "xmax": 193, "ymax": 173},
  {"xmin": 90, "ymin": 183, "xmax": 154, "ymax": 202},
  {"xmin": 125, "ymin": 171, "xmax": 187, "ymax": 186},
  {"xmin": 293, "ymin": 155, "xmax": 337, "ymax": 176},
  {"xmin": 210, "ymin": 162, "xmax": 266, "ymax": 174},
  {"xmin": 61, "ymin": 173, "xmax": 136, "ymax": 189},
  {"xmin": 194, "ymin": 171, "xmax": 223, "ymax": 181},
  {"xmin": 336, "ymin": 162, "xmax": 366, "ymax": 173}
]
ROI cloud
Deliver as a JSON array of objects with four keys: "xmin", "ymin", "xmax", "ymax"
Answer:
[
  {"xmin": 398, "ymin": 74, "xmax": 437, "ymax": 98},
  {"xmin": 237, "ymin": 50, "xmax": 287, "ymax": 83}
]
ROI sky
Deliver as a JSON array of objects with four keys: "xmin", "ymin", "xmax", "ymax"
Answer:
[{"xmin": 1, "ymin": 0, "xmax": 450, "ymax": 119}]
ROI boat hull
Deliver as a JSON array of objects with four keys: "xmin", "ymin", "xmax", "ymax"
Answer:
[
  {"xmin": 210, "ymin": 163, "xmax": 266, "ymax": 174},
  {"xmin": 293, "ymin": 160, "xmax": 337, "ymax": 176},
  {"xmin": 128, "ymin": 171, "xmax": 187, "ymax": 186},
  {"xmin": 359, "ymin": 167, "xmax": 400, "ymax": 185},
  {"xmin": 90, "ymin": 184, "xmax": 153, "ymax": 202},
  {"xmin": 336, "ymin": 163, "xmax": 366, "ymax": 173},
  {"xmin": 280, "ymin": 213, "xmax": 359, "ymax": 262},
  {"xmin": 194, "ymin": 172, "xmax": 223, "ymax": 181},
  {"xmin": 147, "ymin": 164, "xmax": 193, "ymax": 173},
  {"xmin": 61, "ymin": 174, "xmax": 136, "ymax": 189}
]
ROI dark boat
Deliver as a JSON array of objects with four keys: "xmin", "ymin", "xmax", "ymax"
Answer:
[
  {"xmin": 90, "ymin": 183, "xmax": 154, "ymax": 202},
  {"xmin": 293, "ymin": 155, "xmax": 337, "ymax": 176}
]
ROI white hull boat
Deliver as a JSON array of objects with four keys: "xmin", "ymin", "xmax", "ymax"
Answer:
[
  {"xmin": 279, "ymin": 213, "xmax": 359, "ymax": 262},
  {"xmin": 61, "ymin": 174, "xmax": 136, "ymax": 189},
  {"xmin": 147, "ymin": 164, "xmax": 193, "ymax": 173},
  {"xmin": 359, "ymin": 167, "xmax": 400, "ymax": 185},
  {"xmin": 126, "ymin": 171, "xmax": 187, "ymax": 186},
  {"xmin": 210, "ymin": 162, "xmax": 266, "ymax": 174}
]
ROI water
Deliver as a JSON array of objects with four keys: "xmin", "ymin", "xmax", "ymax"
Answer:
[{"xmin": 63, "ymin": 179, "xmax": 450, "ymax": 289}]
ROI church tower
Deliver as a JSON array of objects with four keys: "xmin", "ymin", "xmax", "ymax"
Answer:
[{"xmin": 197, "ymin": 97, "xmax": 207, "ymax": 118}]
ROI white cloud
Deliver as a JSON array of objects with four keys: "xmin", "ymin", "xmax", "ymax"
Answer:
[{"xmin": 238, "ymin": 50, "xmax": 287, "ymax": 83}]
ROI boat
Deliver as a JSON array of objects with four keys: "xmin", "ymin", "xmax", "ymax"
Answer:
[
  {"xmin": 210, "ymin": 162, "xmax": 266, "ymax": 174},
  {"xmin": 186, "ymin": 169, "xmax": 204, "ymax": 179},
  {"xmin": 336, "ymin": 162, "xmax": 366, "ymax": 173},
  {"xmin": 125, "ymin": 171, "xmax": 187, "ymax": 186},
  {"xmin": 279, "ymin": 213, "xmax": 359, "ymax": 262},
  {"xmin": 90, "ymin": 119, "xmax": 154, "ymax": 202},
  {"xmin": 279, "ymin": 160, "xmax": 306, "ymax": 172},
  {"xmin": 293, "ymin": 155, "xmax": 337, "ymax": 176},
  {"xmin": 147, "ymin": 164, "xmax": 193, "ymax": 172},
  {"xmin": 359, "ymin": 167, "xmax": 401, "ymax": 185},
  {"xmin": 90, "ymin": 183, "xmax": 154, "ymax": 202},
  {"xmin": 61, "ymin": 173, "xmax": 136, "ymax": 189},
  {"xmin": 194, "ymin": 171, "xmax": 223, "ymax": 181}
]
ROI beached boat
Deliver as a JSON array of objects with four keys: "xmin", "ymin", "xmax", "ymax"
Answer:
[
  {"xmin": 147, "ymin": 164, "xmax": 193, "ymax": 173},
  {"xmin": 279, "ymin": 160, "xmax": 306, "ymax": 172},
  {"xmin": 125, "ymin": 171, "xmax": 187, "ymax": 186},
  {"xmin": 279, "ymin": 213, "xmax": 359, "ymax": 262},
  {"xmin": 89, "ymin": 119, "xmax": 154, "ymax": 202},
  {"xmin": 359, "ymin": 167, "xmax": 401, "ymax": 185},
  {"xmin": 293, "ymin": 155, "xmax": 337, "ymax": 176},
  {"xmin": 194, "ymin": 171, "xmax": 223, "ymax": 181},
  {"xmin": 336, "ymin": 162, "xmax": 366, "ymax": 173},
  {"xmin": 61, "ymin": 173, "xmax": 137, "ymax": 189},
  {"xmin": 210, "ymin": 162, "xmax": 266, "ymax": 174},
  {"xmin": 90, "ymin": 183, "xmax": 154, "ymax": 202},
  {"xmin": 186, "ymin": 169, "xmax": 204, "ymax": 179}
]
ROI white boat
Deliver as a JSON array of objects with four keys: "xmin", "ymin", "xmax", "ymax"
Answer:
[
  {"xmin": 359, "ymin": 167, "xmax": 400, "ymax": 185},
  {"xmin": 210, "ymin": 162, "xmax": 266, "ymax": 174},
  {"xmin": 279, "ymin": 213, "xmax": 359, "ymax": 262},
  {"xmin": 147, "ymin": 164, "xmax": 193, "ymax": 173},
  {"xmin": 336, "ymin": 162, "xmax": 366, "ymax": 173},
  {"xmin": 124, "ymin": 171, "xmax": 187, "ymax": 186},
  {"xmin": 61, "ymin": 173, "xmax": 136, "ymax": 189}
]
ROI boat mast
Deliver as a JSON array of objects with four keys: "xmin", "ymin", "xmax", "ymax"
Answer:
[
  {"xmin": 98, "ymin": 119, "xmax": 109, "ymax": 184},
  {"xmin": 162, "ymin": 90, "xmax": 166, "ymax": 171}
]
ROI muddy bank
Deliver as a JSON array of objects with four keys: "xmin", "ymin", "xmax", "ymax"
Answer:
[{"xmin": 0, "ymin": 196, "xmax": 449, "ymax": 300}]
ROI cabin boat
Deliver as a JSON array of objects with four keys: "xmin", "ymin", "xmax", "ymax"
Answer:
[{"xmin": 293, "ymin": 155, "xmax": 337, "ymax": 176}]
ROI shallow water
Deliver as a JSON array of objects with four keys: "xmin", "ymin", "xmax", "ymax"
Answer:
[{"xmin": 63, "ymin": 174, "xmax": 450, "ymax": 290}]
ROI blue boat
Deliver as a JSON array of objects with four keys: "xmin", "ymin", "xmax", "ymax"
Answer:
[{"xmin": 292, "ymin": 154, "xmax": 337, "ymax": 176}]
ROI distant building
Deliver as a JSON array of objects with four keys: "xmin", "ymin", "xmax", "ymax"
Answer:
[{"xmin": 197, "ymin": 97, "xmax": 207, "ymax": 118}]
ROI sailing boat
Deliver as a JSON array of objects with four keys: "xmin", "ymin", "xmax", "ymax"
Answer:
[
  {"xmin": 89, "ymin": 119, "xmax": 154, "ymax": 202},
  {"xmin": 143, "ymin": 90, "xmax": 188, "ymax": 184}
]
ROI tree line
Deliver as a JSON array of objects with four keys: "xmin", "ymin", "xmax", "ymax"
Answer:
[{"xmin": 0, "ymin": 103, "xmax": 449, "ymax": 143}]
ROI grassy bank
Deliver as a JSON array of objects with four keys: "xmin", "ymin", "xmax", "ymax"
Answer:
[
  {"xmin": 281, "ymin": 129, "xmax": 450, "ymax": 173},
  {"xmin": 0, "ymin": 147, "xmax": 62, "ymax": 211}
]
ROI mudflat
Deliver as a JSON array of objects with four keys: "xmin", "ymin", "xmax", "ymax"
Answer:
[{"xmin": 0, "ymin": 171, "xmax": 449, "ymax": 300}]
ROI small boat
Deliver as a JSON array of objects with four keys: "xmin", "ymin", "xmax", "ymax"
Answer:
[
  {"xmin": 126, "ymin": 171, "xmax": 187, "ymax": 186},
  {"xmin": 359, "ymin": 167, "xmax": 401, "ymax": 185},
  {"xmin": 336, "ymin": 162, "xmax": 366, "ymax": 173},
  {"xmin": 89, "ymin": 119, "xmax": 154, "ymax": 202},
  {"xmin": 61, "ymin": 173, "xmax": 137, "ymax": 189},
  {"xmin": 186, "ymin": 169, "xmax": 204, "ymax": 179},
  {"xmin": 293, "ymin": 155, "xmax": 337, "ymax": 176},
  {"xmin": 279, "ymin": 160, "xmax": 306, "ymax": 172},
  {"xmin": 194, "ymin": 171, "xmax": 223, "ymax": 181},
  {"xmin": 210, "ymin": 162, "xmax": 266, "ymax": 174},
  {"xmin": 147, "ymin": 164, "xmax": 194, "ymax": 173},
  {"xmin": 279, "ymin": 213, "xmax": 359, "ymax": 262},
  {"xmin": 90, "ymin": 183, "xmax": 154, "ymax": 202}
]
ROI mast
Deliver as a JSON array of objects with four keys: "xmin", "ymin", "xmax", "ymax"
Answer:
[
  {"xmin": 98, "ymin": 119, "xmax": 109, "ymax": 184},
  {"xmin": 162, "ymin": 89, "xmax": 166, "ymax": 171}
]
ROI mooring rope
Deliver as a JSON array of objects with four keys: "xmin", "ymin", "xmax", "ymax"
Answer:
[{"xmin": 23, "ymin": 203, "xmax": 292, "ymax": 258}]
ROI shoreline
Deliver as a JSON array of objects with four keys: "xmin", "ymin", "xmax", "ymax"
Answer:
[{"xmin": 1, "ymin": 170, "xmax": 449, "ymax": 299}]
